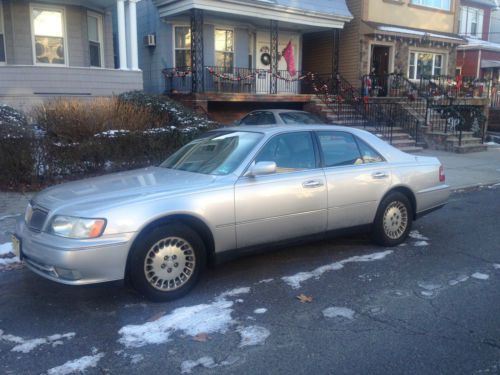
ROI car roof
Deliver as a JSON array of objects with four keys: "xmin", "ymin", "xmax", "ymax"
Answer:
[
  {"xmin": 215, "ymin": 124, "xmax": 416, "ymax": 163},
  {"xmin": 247, "ymin": 109, "xmax": 310, "ymax": 115}
]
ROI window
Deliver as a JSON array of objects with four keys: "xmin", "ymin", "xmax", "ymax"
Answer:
[
  {"xmin": 161, "ymin": 131, "xmax": 263, "ymax": 175},
  {"xmin": 459, "ymin": 6, "xmax": 484, "ymax": 38},
  {"xmin": 280, "ymin": 112, "xmax": 323, "ymax": 124},
  {"xmin": 240, "ymin": 111, "xmax": 276, "ymax": 125},
  {"xmin": 255, "ymin": 132, "xmax": 316, "ymax": 173},
  {"xmin": 317, "ymin": 132, "xmax": 363, "ymax": 167},
  {"xmin": 215, "ymin": 29, "xmax": 234, "ymax": 72},
  {"xmin": 31, "ymin": 6, "xmax": 66, "ymax": 65},
  {"xmin": 88, "ymin": 12, "xmax": 104, "ymax": 67},
  {"xmin": 356, "ymin": 138, "xmax": 385, "ymax": 164},
  {"xmin": 409, "ymin": 52, "xmax": 444, "ymax": 79},
  {"xmin": 410, "ymin": 0, "xmax": 451, "ymax": 11},
  {"xmin": 174, "ymin": 26, "xmax": 191, "ymax": 68}
]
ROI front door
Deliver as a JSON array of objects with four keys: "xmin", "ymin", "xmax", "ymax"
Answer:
[
  {"xmin": 234, "ymin": 131, "xmax": 327, "ymax": 248},
  {"xmin": 255, "ymin": 31, "xmax": 300, "ymax": 94},
  {"xmin": 371, "ymin": 45, "xmax": 390, "ymax": 96}
]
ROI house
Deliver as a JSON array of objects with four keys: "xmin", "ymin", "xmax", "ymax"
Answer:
[
  {"xmin": 0, "ymin": 0, "xmax": 143, "ymax": 112},
  {"xmin": 338, "ymin": 0, "xmax": 464, "ymax": 95},
  {"xmin": 456, "ymin": 0, "xmax": 500, "ymax": 82},
  {"xmin": 137, "ymin": 0, "xmax": 353, "ymax": 122}
]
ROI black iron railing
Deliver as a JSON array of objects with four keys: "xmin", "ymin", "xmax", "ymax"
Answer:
[
  {"xmin": 426, "ymin": 97, "xmax": 487, "ymax": 146},
  {"xmin": 163, "ymin": 66, "xmax": 311, "ymax": 95},
  {"xmin": 419, "ymin": 75, "xmax": 491, "ymax": 99},
  {"xmin": 362, "ymin": 73, "xmax": 418, "ymax": 98}
]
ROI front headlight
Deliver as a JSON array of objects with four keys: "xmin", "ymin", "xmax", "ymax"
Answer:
[
  {"xmin": 50, "ymin": 216, "xmax": 107, "ymax": 239},
  {"xmin": 24, "ymin": 203, "xmax": 33, "ymax": 223}
]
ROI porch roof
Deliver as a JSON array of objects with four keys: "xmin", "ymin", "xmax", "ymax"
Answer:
[{"xmin": 153, "ymin": 0, "xmax": 353, "ymax": 29}]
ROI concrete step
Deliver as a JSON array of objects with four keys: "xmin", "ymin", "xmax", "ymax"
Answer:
[
  {"xmin": 399, "ymin": 146, "xmax": 424, "ymax": 153},
  {"xmin": 453, "ymin": 144, "xmax": 488, "ymax": 153}
]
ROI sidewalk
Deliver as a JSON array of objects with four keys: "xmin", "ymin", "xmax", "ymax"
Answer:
[{"xmin": 412, "ymin": 145, "xmax": 500, "ymax": 190}]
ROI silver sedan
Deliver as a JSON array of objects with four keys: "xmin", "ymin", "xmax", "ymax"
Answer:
[
  {"xmin": 14, "ymin": 125, "xmax": 449, "ymax": 301},
  {"xmin": 237, "ymin": 109, "xmax": 324, "ymax": 125}
]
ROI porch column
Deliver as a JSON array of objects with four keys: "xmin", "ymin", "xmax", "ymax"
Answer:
[
  {"xmin": 270, "ymin": 20, "xmax": 279, "ymax": 94},
  {"xmin": 191, "ymin": 9, "xmax": 204, "ymax": 93},
  {"xmin": 128, "ymin": 0, "xmax": 139, "ymax": 70},
  {"xmin": 117, "ymin": 0, "xmax": 128, "ymax": 70},
  {"xmin": 332, "ymin": 29, "xmax": 340, "ymax": 76}
]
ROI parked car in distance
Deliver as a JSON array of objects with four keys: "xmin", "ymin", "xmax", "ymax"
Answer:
[
  {"xmin": 14, "ymin": 125, "xmax": 449, "ymax": 301},
  {"xmin": 237, "ymin": 109, "xmax": 324, "ymax": 125}
]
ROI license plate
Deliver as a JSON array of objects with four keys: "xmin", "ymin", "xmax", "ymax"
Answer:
[{"xmin": 11, "ymin": 235, "xmax": 21, "ymax": 259}]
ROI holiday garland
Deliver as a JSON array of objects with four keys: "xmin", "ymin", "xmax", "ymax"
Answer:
[{"xmin": 162, "ymin": 67, "xmax": 192, "ymax": 78}]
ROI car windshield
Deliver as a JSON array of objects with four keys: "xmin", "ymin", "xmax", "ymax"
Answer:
[
  {"xmin": 280, "ymin": 112, "xmax": 323, "ymax": 124},
  {"xmin": 160, "ymin": 131, "xmax": 263, "ymax": 175}
]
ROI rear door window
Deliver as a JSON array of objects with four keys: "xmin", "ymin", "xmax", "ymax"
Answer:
[{"xmin": 317, "ymin": 131, "xmax": 363, "ymax": 167}]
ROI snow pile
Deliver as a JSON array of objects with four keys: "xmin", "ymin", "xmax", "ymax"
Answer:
[
  {"xmin": 237, "ymin": 325, "xmax": 270, "ymax": 348},
  {"xmin": 281, "ymin": 250, "xmax": 393, "ymax": 289},
  {"xmin": 322, "ymin": 307, "xmax": 355, "ymax": 320},
  {"xmin": 253, "ymin": 308, "xmax": 267, "ymax": 314},
  {"xmin": 180, "ymin": 355, "xmax": 239, "ymax": 374},
  {"xmin": 471, "ymin": 272, "xmax": 489, "ymax": 280},
  {"xmin": 0, "ymin": 330, "xmax": 75, "ymax": 353},
  {"xmin": 118, "ymin": 287, "xmax": 251, "ymax": 348},
  {"xmin": 47, "ymin": 352, "xmax": 104, "ymax": 375},
  {"xmin": 0, "ymin": 242, "xmax": 13, "ymax": 256}
]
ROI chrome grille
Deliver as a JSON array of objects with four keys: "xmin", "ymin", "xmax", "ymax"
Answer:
[{"xmin": 28, "ymin": 207, "xmax": 48, "ymax": 232}]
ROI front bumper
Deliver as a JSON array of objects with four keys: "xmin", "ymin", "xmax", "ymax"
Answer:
[{"xmin": 15, "ymin": 219, "xmax": 134, "ymax": 285}]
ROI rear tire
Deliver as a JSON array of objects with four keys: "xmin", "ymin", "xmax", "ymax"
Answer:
[
  {"xmin": 372, "ymin": 192, "xmax": 412, "ymax": 246},
  {"xmin": 129, "ymin": 223, "xmax": 206, "ymax": 302}
]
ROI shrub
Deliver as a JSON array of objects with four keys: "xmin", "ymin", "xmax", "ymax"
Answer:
[
  {"xmin": 32, "ymin": 97, "xmax": 167, "ymax": 142},
  {"xmin": 0, "ymin": 92, "xmax": 220, "ymax": 189},
  {"xmin": 0, "ymin": 105, "xmax": 35, "ymax": 188}
]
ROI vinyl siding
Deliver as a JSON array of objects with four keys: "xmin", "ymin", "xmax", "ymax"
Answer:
[{"xmin": 339, "ymin": 0, "xmax": 362, "ymax": 86}]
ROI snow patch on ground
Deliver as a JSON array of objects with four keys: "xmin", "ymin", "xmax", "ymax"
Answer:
[
  {"xmin": 180, "ymin": 355, "xmax": 240, "ymax": 374},
  {"xmin": 0, "ymin": 257, "xmax": 21, "ymax": 266},
  {"xmin": 118, "ymin": 287, "xmax": 250, "ymax": 348},
  {"xmin": 257, "ymin": 278, "xmax": 274, "ymax": 284},
  {"xmin": 493, "ymin": 264, "xmax": 500, "ymax": 269},
  {"xmin": 237, "ymin": 325, "xmax": 270, "ymax": 347},
  {"xmin": 47, "ymin": 352, "xmax": 104, "ymax": 375},
  {"xmin": 281, "ymin": 250, "xmax": 393, "ymax": 289},
  {"xmin": 0, "ymin": 330, "xmax": 75, "ymax": 353},
  {"xmin": 409, "ymin": 230, "xmax": 429, "ymax": 241},
  {"xmin": 130, "ymin": 354, "xmax": 144, "ymax": 365},
  {"xmin": 0, "ymin": 242, "xmax": 13, "ymax": 256},
  {"xmin": 471, "ymin": 272, "xmax": 489, "ymax": 280},
  {"xmin": 413, "ymin": 240, "xmax": 429, "ymax": 247},
  {"xmin": 448, "ymin": 275, "xmax": 469, "ymax": 286},
  {"xmin": 322, "ymin": 307, "xmax": 355, "ymax": 320},
  {"xmin": 253, "ymin": 308, "xmax": 267, "ymax": 314}
]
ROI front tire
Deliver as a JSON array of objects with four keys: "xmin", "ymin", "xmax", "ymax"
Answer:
[
  {"xmin": 129, "ymin": 223, "xmax": 206, "ymax": 302},
  {"xmin": 372, "ymin": 192, "xmax": 412, "ymax": 246}
]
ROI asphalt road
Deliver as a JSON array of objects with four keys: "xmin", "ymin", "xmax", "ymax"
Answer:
[{"xmin": 0, "ymin": 186, "xmax": 499, "ymax": 375}]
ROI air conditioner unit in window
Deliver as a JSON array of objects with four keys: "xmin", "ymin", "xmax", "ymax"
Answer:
[{"xmin": 144, "ymin": 34, "xmax": 156, "ymax": 47}]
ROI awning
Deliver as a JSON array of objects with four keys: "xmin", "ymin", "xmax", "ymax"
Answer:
[
  {"xmin": 481, "ymin": 60, "xmax": 500, "ymax": 69},
  {"xmin": 459, "ymin": 37, "xmax": 500, "ymax": 52},
  {"xmin": 363, "ymin": 21, "xmax": 465, "ymax": 44},
  {"xmin": 153, "ymin": 0, "xmax": 353, "ymax": 29}
]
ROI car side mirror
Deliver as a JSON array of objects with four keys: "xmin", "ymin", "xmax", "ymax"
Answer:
[{"xmin": 247, "ymin": 161, "xmax": 277, "ymax": 177}]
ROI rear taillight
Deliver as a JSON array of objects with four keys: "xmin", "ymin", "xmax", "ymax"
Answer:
[{"xmin": 439, "ymin": 165, "xmax": 445, "ymax": 182}]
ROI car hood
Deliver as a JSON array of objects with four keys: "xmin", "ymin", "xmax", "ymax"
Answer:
[{"xmin": 33, "ymin": 167, "xmax": 220, "ymax": 212}]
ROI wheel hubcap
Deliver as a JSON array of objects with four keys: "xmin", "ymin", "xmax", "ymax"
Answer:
[
  {"xmin": 382, "ymin": 201, "xmax": 408, "ymax": 240},
  {"xmin": 144, "ymin": 236, "xmax": 196, "ymax": 291}
]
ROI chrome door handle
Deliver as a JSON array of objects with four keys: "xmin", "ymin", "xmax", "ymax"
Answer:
[
  {"xmin": 302, "ymin": 180, "xmax": 324, "ymax": 188},
  {"xmin": 372, "ymin": 171, "xmax": 389, "ymax": 179}
]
